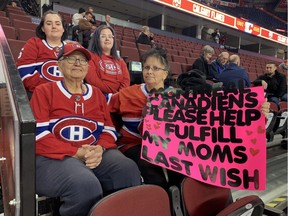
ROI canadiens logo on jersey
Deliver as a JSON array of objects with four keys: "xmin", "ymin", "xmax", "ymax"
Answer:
[
  {"xmin": 52, "ymin": 117, "xmax": 99, "ymax": 145},
  {"xmin": 41, "ymin": 60, "xmax": 63, "ymax": 82},
  {"xmin": 99, "ymin": 59, "xmax": 122, "ymax": 75}
]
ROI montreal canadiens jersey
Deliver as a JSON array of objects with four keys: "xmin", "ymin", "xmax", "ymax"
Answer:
[
  {"xmin": 30, "ymin": 81, "xmax": 117, "ymax": 159},
  {"xmin": 17, "ymin": 37, "xmax": 65, "ymax": 92},
  {"xmin": 85, "ymin": 53, "xmax": 130, "ymax": 94},
  {"xmin": 109, "ymin": 84, "xmax": 174, "ymax": 152},
  {"xmin": 109, "ymin": 84, "xmax": 149, "ymax": 152}
]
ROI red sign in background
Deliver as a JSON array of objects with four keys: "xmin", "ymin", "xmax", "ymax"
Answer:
[{"xmin": 153, "ymin": 0, "xmax": 288, "ymax": 46}]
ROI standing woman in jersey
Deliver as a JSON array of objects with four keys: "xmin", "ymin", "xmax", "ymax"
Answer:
[
  {"xmin": 85, "ymin": 25, "xmax": 130, "ymax": 94},
  {"xmin": 17, "ymin": 10, "xmax": 68, "ymax": 95}
]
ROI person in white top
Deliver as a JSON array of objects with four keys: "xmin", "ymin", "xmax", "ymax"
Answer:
[{"xmin": 72, "ymin": 8, "xmax": 85, "ymax": 26}]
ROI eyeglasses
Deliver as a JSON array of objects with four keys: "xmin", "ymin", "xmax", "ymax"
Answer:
[
  {"xmin": 62, "ymin": 56, "xmax": 88, "ymax": 66},
  {"xmin": 143, "ymin": 65, "xmax": 166, "ymax": 72},
  {"xmin": 100, "ymin": 34, "xmax": 114, "ymax": 39}
]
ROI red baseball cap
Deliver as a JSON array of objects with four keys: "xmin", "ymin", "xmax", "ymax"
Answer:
[{"xmin": 58, "ymin": 42, "xmax": 91, "ymax": 61}]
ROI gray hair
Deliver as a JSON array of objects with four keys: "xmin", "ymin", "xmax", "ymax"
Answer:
[{"xmin": 201, "ymin": 45, "xmax": 215, "ymax": 55}]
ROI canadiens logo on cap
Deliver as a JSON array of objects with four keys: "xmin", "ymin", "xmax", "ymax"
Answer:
[{"xmin": 58, "ymin": 42, "xmax": 91, "ymax": 61}]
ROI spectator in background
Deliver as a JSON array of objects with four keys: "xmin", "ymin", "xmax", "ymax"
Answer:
[
  {"xmin": 136, "ymin": 26, "xmax": 155, "ymax": 47},
  {"xmin": 87, "ymin": 6, "xmax": 97, "ymax": 25},
  {"xmin": 10, "ymin": 0, "xmax": 18, "ymax": 7},
  {"xmin": 211, "ymin": 28, "xmax": 221, "ymax": 44},
  {"xmin": 72, "ymin": 8, "xmax": 85, "ymax": 41},
  {"xmin": 218, "ymin": 54, "xmax": 250, "ymax": 88},
  {"xmin": 78, "ymin": 11, "xmax": 97, "ymax": 48},
  {"xmin": 100, "ymin": 14, "xmax": 114, "ymax": 28},
  {"xmin": 209, "ymin": 51, "xmax": 229, "ymax": 80},
  {"xmin": 253, "ymin": 62, "xmax": 287, "ymax": 106},
  {"xmin": 86, "ymin": 25, "xmax": 130, "ymax": 94},
  {"xmin": 17, "ymin": 10, "xmax": 68, "ymax": 97},
  {"xmin": 72, "ymin": 7, "xmax": 85, "ymax": 26},
  {"xmin": 279, "ymin": 59, "xmax": 288, "ymax": 71},
  {"xmin": 30, "ymin": 42, "xmax": 141, "ymax": 216},
  {"xmin": 192, "ymin": 45, "xmax": 214, "ymax": 80}
]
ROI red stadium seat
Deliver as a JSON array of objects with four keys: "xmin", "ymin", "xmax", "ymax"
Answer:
[
  {"xmin": 181, "ymin": 63, "xmax": 192, "ymax": 73},
  {"xmin": 17, "ymin": 28, "xmax": 36, "ymax": 41},
  {"xmin": 272, "ymin": 101, "xmax": 288, "ymax": 141},
  {"xmin": 170, "ymin": 62, "xmax": 182, "ymax": 78},
  {"xmin": 137, "ymin": 43, "xmax": 151, "ymax": 52},
  {"xmin": 2, "ymin": 25, "xmax": 17, "ymax": 39},
  {"xmin": 6, "ymin": 9, "xmax": 26, "ymax": 16},
  {"xmin": 266, "ymin": 101, "xmax": 279, "ymax": 142},
  {"xmin": 0, "ymin": 11, "xmax": 6, "ymax": 17},
  {"xmin": 12, "ymin": 19, "xmax": 37, "ymax": 31},
  {"xmin": 88, "ymin": 185, "xmax": 170, "ymax": 216},
  {"xmin": 0, "ymin": 17, "xmax": 10, "ymax": 26},
  {"xmin": 248, "ymin": 72, "xmax": 258, "ymax": 82},
  {"xmin": 171, "ymin": 55, "xmax": 186, "ymax": 64},
  {"xmin": 166, "ymin": 48, "xmax": 178, "ymax": 56},
  {"xmin": 185, "ymin": 57, "xmax": 196, "ymax": 65},
  {"xmin": 122, "ymin": 35, "xmax": 136, "ymax": 42},
  {"xmin": 178, "ymin": 50, "xmax": 190, "ymax": 58},
  {"xmin": 119, "ymin": 46, "xmax": 140, "ymax": 62},
  {"xmin": 7, "ymin": 39, "xmax": 26, "ymax": 61},
  {"xmin": 181, "ymin": 177, "xmax": 264, "ymax": 216},
  {"xmin": 121, "ymin": 40, "xmax": 137, "ymax": 48},
  {"xmin": 9, "ymin": 14, "xmax": 32, "ymax": 24}
]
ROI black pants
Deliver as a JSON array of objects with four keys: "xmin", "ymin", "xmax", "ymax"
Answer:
[{"xmin": 124, "ymin": 145, "xmax": 184, "ymax": 190}]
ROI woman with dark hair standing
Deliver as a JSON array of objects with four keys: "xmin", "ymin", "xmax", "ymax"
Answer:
[
  {"xmin": 85, "ymin": 25, "xmax": 130, "ymax": 94},
  {"xmin": 17, "ymin": 10, "xmax": 68, "ymax": 94}
]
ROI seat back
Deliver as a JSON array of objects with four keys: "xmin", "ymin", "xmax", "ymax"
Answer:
[
  {"xmin": 273, "ymin": 101, "xmax": 288, "ymax": 138},
  {"xmin": 266, "ymin": 101, "xmax": 279, "ymax": 141},
  {"xmin": 181, "ymin": 177, "xmax": 232, "ymax": 216},
  {"xmin": 181, "ymin": 177, "xmax": 264, "ymax": 216},
  {"xmin": 88, "ymin": 185, "xmax": 170, "ymax": 216},
  {"xmin": 17, "ymin": 28, "xmax": 36, "ymax": 41},
  {"xmin": 2, "ymin": 25, "xmax": 17, "ymax": 39},
  {"xmin": 7, "ymin": 39, "xmax": 26, "ymax": 61},
  {"xmin": 216, "ymin": 195, "xmax": 264, "ymax": 216},
  {"xmin": 119, "ymin": 46, "xmax": 140, "ymax": 62}
]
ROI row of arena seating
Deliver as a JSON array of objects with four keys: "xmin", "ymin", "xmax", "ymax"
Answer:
[
  {"xmin": 0, "ymin": 6, "xmax": 285, "ymax": 82},
  {"xmin": 0, "ymin": 6, "xmax": 37, "ymax": 61},
  {"xmin": 87, "ymin": 177, "xmax": 267, "ymax": 216}
]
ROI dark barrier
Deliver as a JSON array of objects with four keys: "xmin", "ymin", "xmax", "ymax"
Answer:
[{"xmin": 0, "ymin": 25, "xmax": 36, "ymax": 215}]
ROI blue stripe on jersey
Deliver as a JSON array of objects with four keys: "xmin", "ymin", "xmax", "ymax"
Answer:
[
  {"xmin": 123, "ymin": 120, "xmax": 141, "ymax": 135},
  {"xmin": 18, "ymin": 63, "xmax": 43, "ymax": 80}
]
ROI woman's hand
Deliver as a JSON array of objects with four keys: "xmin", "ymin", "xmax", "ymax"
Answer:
[{"xmin": 261, "ymin": 98, "xmax": 270, "ymax": 119}]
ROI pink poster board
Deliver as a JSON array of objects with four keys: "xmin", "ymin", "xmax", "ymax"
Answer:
[{"xmin": 141, "ymin": 86, "xmax": 266, "ymax": 190}]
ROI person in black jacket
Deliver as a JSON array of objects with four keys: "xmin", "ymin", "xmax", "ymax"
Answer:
[
  {"xmin": 100, "ymin": 14, "xmax": 114, "ymax": 28},
  {"xmin": 253, "ymin": 62, "xmax": 287, "ymax": 106},
  {"xmin": 192, "ymin": 45, "xmax": 215, "ymax": 80},
  {"xmin": 136, "ymin": 26, "xmax": 155, "ymax": 47}
]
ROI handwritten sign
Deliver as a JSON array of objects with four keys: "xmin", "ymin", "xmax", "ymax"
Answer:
[{"xmin": 141, "ymin": 86, "xmax": 266, "ymax": 190}]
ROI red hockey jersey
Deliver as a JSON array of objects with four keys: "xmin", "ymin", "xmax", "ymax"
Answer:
[
  {"xmin": 86, "ymin": 53, "xmax": 130, "ymax": 94},
  {"xmin": 30, "ymin": 81, "xmax": 117, "ymax": 160},
  {"xmin": 109, "ymin": 84, "xmax": 148, "ymax": 152},
  {"xmin": 17, "ymin": 37, "xmax": 65, "ymax": 92}
]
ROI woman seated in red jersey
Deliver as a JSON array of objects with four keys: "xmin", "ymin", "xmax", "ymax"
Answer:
[
  {"xmin": 108, "ymin": 47, "xmax": 271, "ymax": 190},
  {"xmin": 30, "ymin": 42, "xmax": 141, "ymax": 216},
  {"xmin": 108, "ymin": 47, "xmax": 183, "ymax": 189},
  {"xmin": 17, "ymin": 10, "xmax": 68, "ymax": 96},
  {"xmin": 85, "ymin": 25, "xmax": 130, "ymax": 94}
]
